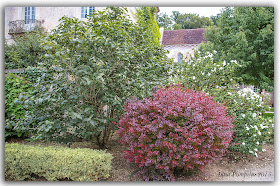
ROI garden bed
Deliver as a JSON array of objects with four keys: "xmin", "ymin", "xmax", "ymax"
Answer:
[{"xmin": 6, "ymin": 134, "xmax": 274, "ymax": 182}]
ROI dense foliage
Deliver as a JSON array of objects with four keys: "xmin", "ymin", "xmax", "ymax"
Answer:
[
  {"xmin": 18, "ymin": 7, "xmax": 173, "ymax": 148},
  {"xmin": 172, "ymin": 11, "xmax": 213, "ymax": 30},
  {"xmin": 170, "ymin": 50, "xmax": 241, "ymax": 94},
  {"xmin": 5, "ymin": 143, "xmax": 112, "ymax": 181},
  {"xmin": 16, "ymin": 66, "xmax": 46, "ymax": 84},
  {"xmin": 5, "ymin": 30, "xmax": 46, "ymax": 69},
  {"xmin": 156, "ymin": 12, "xmax": 173, "ymax": 30},
  {"xmin": 117, "ymin": 85, "xmax": 234, "ymax": 181},
  {"xmin": 203, "ymin": 7, "xmax": 274, "ymax": 91},
  {"xmin": 157, "ymin": 11, "xmax": 213, "ymax": 30},
  {"xmin": 225, "ymin": 88, "xmax": 273, "ymax": 155},
  {"xmin": 135, "ymin": 7, "xmax": 161, "ymax": 46},
  {"xmin": 4, "ymin": 6, "xmax": 274, "ymax": 182},
  {"xmin": 4, "ymin": 73, "xmax": 34, "ymax": 139},
  {"xmin": 172, "ymin": 51, "xmax": 273, "ymax": 156}
]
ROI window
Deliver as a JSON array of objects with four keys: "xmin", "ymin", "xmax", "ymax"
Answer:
[
  {"xmin": 178, "ymin": 53, "xmax": 182, "ymax": 64},
  {"xmin": 81, "ymin": 7, "xmax": 95, "ymax": 18},
  {"xmin": 25, "ymin": 7, "xmax": 35, "ymax": 24}
]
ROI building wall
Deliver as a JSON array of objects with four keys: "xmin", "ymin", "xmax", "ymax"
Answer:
[
  {"xmin": 5, "ymin": 7, "xmax": 24, "ymax": 42},
  {"xmin": 164, "ymin": 44, "xmax": 199, "ymax": 62},
  {"xmin": 37, "ymin": 7, "xmax": 86, "ymax": 33},
  {"xmin": 5, "ymin": 7, "xmax": 137, "ymax": 43}
]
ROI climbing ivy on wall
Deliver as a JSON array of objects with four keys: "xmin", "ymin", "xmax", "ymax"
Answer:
[{"xmin": 135, "ymin": 7, "xmax": 161, "ymax": 46}]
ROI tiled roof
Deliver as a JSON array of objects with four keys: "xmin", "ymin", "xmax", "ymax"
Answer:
[{"xmin": 162, "ymin": 28, "xmax": 206, "ymax": 46}]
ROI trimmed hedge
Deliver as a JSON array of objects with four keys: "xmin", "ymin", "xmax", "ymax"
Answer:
[{"xmin": 5, "ymin": 143, "xmax": 113, "ymax": 181}]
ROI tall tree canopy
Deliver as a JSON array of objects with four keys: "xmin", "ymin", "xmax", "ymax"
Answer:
[
  {"xmin": 156, "ymin": 10, "xmax": 213, "ymax": 30},
  {"xmin": 156, "ymin": 12, "xmax": 173, "ymax": 30},
  {"xmin": 171, "ymin": 11, "xmax": 213, "ymax": 29},
  {"xmin": 202, "ymin": 7, "xmax": 274, "ymax": 91}
]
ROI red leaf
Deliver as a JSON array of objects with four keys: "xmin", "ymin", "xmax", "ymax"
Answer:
[{"xmin": 117, "ymin": 84, "xmax": 234, "ymax": 179}]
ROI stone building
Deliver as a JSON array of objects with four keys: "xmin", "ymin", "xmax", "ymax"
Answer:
[
  {"xmin": 5, "ymin": 7, "xmax": 137, "ymax": 44},
  {"xmin": 160, "ymin": 28, "xmax": 206, "ymax": 62}
]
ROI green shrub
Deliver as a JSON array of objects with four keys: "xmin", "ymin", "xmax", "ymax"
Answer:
[
  {"xmin": 22, "ymin": 7, "xmax": 173, "ymax": 148},
  {"xmin": 173, "ymin": 52, "xmax": 274, "ymax": 156},
  {"xmin": 21, "ymin": 66, "xmax": 46, "ymax": 84},
  {"xmin": 224, "ymin": 88, "xmax": 273, "ymax": 155},
  {"xmin": 5, "ymin": 73, "xmax": 34, "ymax": 139},
  {"xmin": 5, "ymin": 143, "xmax": 112, "ymax": 181},
  {"xmin": 5, "ymin": 30, "xmax": 46, "ymax": 69}
]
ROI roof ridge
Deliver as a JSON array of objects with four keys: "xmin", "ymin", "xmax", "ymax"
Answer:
[
  {"xmin": 163, "ymin": 28, "xmax": 206, "ymax": 32},
  {"xmin": 162, "ymin": 28, "xmax": 206, "ymax": 46}
]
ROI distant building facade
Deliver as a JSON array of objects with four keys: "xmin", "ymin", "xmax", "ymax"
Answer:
[{"xmin": 160, "ymin": 28, "xmax": 206, "ymax": 62}]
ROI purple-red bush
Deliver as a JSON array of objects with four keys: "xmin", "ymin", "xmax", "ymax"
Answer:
[{"xmin": 117, "ymin": 85, "xmax": 234, "ymax": 180}]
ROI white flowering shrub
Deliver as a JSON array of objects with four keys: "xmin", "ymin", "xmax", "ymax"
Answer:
[
  {"xmin": 172, "ymin": 51, "xmax": 274, "ymax": 156},
  {"xmin": 224, "ymin": 89, "xmax": 273, "ymax": 156},
  {"xmin": 169, "ymin": 51, "xmax": 241, "ymax": 93}
]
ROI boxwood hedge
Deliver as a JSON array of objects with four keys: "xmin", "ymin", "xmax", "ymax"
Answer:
[{"xmin": 5, "ymin": 143, "xmax": 112, "ymax": 181}]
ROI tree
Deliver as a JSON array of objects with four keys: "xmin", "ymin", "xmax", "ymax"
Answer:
[
  {"xmin": 171, "ymin": 11, "xmax": 180, "ymax": 23},
  {"xmin": 210, "ymin": 13, "xmax": 221, "ymax": 26},
  {"xmin": 157, "ymin": 11, "xmax": 213, "ymax": 30},
  {"xmin": 134, "ymin": 7, "xmax": 161, "ymax": 46},
  {"xmin": 156, "ymin": 12, "xmax": 172, "ymax": 30},
  {"xmin": 203, "ymin": 7, "xmax": 274, "ymax": 91},
  {"xmin": 170, "ymin": 11, "xmax": 213, "ymax": 29},
  {"xmin": 21, "ymin": 7, "xmax": 173, "ymax": 148},
  {"xmin": 175, "ymin": 13, "xmax": 213, "ymax": 29}
]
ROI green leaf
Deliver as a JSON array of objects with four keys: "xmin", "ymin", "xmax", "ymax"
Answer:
[
  {"xmin": 90, "ymin": 120, "xmax": 96, "ymax": 126},
  {"xmin": 17, "ymin": 132, "xmax": 22, "ymax": 137},
  {"xmin": 72, "ymin": 113, "xmax": 83, "ymax": 120}
]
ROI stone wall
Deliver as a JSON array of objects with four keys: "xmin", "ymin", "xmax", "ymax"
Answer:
[{"xmin": 164, "ymin": 44, "xmax": 199, "ymax": 62}]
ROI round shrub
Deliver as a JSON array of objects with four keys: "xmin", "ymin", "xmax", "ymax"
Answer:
[{"xmin": 117, "ymin": 85, "xmax": 234, "ymax": 181}]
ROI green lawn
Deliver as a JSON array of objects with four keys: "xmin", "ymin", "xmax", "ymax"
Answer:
[
  {"xmin": 263, "ymin": 112, "xmax": 274, "ymax": 119},
  {"xmin": 263, "ymin": 106, "xmax": 274, "ymax": 119},
  {"xmin": 266, "ymin": 107, "xmax": 274, "ymax": 112}
]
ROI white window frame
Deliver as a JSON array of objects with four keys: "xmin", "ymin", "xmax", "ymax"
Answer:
[
  {"xmin": 81, "ymin": 7, "xmax": 95, "ymax": 18},
  {"xmin": 25, "ymin": 7, "xmax": 35, "ymax": 24}
]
